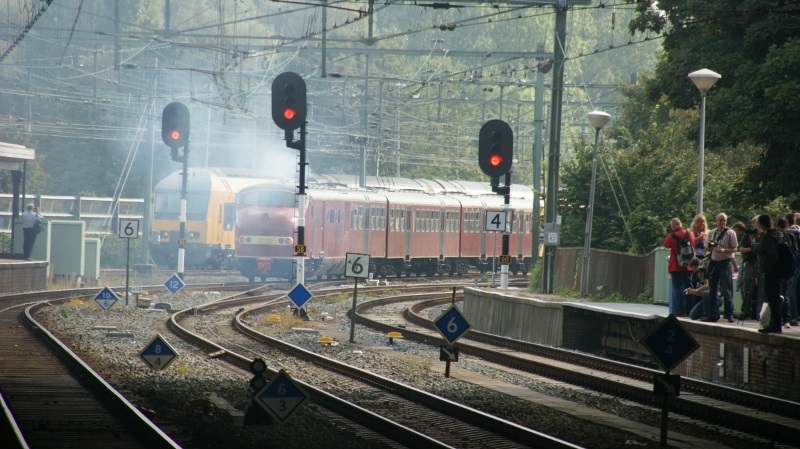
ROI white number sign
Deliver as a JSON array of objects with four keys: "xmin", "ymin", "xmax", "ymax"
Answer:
[
  {"xmin": 345, "ymin": 253, "xmax": 370, "ymax": 279},
  {"xmin": 485, "ymin": 211, "xmax": 506, "ymax": 232},
  {"xmin": 118, "ymin": 219, "xmax": 140, "ymax": 239}
]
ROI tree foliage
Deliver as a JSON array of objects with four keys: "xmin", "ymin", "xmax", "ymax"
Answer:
[
  {"xmin": 560, "ymin": 78, "xmax": 750, "ymax": 254},
  {"xmin": 626, "ymin": 0, "xmax": 800, "ymax": 208}
]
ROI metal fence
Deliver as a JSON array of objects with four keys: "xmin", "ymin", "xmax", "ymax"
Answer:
[{"xmin": 554, "ymin": 247, "xmax": 663, "ymax": 301}]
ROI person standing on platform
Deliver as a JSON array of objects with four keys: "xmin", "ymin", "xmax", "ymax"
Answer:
[
  {"xmin": 22, "ymin": 204, "xmax": 43, "ymax": 260},
  {"xmin": 705, "ymin": 213, "xmax": 739, "ymax": 322},
  {"xmin": 753, "ymin": 214, "xmax": 783, "ymax": 334},
  {"xmin": 690, "ymin": 214, "xmax": 708, "ymax": 259},
  {"xmin": 735, "ymin": 218, "xmax": 760, "ymax": 320},
  {"xmin": 664, "ymin": 217, "xmax": 694, "ymax": 316},
  {"xmin": 784, "ymin": 213, "xmax": 800, "ymax": 326}
]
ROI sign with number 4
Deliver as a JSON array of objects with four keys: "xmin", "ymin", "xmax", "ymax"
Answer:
[{"xmin": 345, "ymin": 253, "xmax": 370, "ymax": 279}]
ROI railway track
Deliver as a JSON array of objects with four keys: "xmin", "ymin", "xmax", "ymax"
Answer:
[
  {"xmin": 169, "ymin": 283, "xmax": 580, "ymax": 449},
  {"xmin": 0, "ymin": 288, "xmax": 185, "ymax": 449},
  {"xmin": 353, "ymin": 291, "xmax": 800, "ymax": 444},
  {"xmin": 13, "ymin": 280, "xmax": 797, "ymax": 448}
]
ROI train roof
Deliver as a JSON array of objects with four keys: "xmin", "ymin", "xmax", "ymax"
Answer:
[
  {"xmin": 155, "ymin": 168, "xmax": 281, "ymax": 193},
  {"xmin": 235, "ymin": 174, "xmax": 535, "ymax": 212},
  {"xmin": 309, "ymin": 174, "xmax": 533, "ymax": 198}
]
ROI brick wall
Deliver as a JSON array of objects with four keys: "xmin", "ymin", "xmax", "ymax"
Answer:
[
  {"xmin": 466, "ymin": 288, "xmax": 800, "ymax": 401},
  {"xmin": 0, "ymin": 260, "xmax": 47, "ymax": 294}
]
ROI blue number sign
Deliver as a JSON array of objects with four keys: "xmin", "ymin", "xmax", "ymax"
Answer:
[{"xmin": 434, "ymin": 304, "xmax": 472, "ymax": 345}]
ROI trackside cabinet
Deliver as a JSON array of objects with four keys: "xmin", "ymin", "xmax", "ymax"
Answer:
[
  {"xmin": 84, "ymin": 237, "xmax": 101, "ymax": 285},
  {"xmin": 49, "ymin": 220, "xmax": 85, "ymax": 283}
]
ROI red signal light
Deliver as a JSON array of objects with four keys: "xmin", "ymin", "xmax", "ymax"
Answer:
[
  {"xmin": 170, "ymin": 130, "xmax": 181, "ymax": 141},
  {"xmin": 489, "ymin": 154, "xmax": 502, "ymax": 167},
  {"xmin": 283, "ymin": 108, "xmax": 296, "ymax": 121}
]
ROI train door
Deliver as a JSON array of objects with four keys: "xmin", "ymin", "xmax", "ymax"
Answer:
[
  {"xmin": 404, "ymin": 206, "xmax": 412, "ymax": 266},
  {"xmin": 437, "ymin": 206, "xmax": 446, "ymax": 264},
  {"xmin": 362, "ymin": 203, "xmax": 370, "ymax": 253},
  {"xmin": 480, "ymin": 209, "xmax": 488, "ymax": 263},
  {"xmin": 515, "ymin": 211, "xmax": 524, "ymax": 260}
]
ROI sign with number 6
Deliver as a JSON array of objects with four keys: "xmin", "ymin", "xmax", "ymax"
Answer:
[
  {"xmin": 345, "ymin": 253, "xmax": 370, "ymax": 279},
  {"xmin": 118, "ymin": 219, "xmax": 140, "ymax": 239}
]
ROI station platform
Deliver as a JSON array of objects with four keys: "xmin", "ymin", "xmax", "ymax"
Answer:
[
  {"xmin": 0, "ymin": 256, "xmax": 48, "ymax": 294},
  {"xmin": 464, "ymin": 287, "xmax": 800, "ymax": 402}
]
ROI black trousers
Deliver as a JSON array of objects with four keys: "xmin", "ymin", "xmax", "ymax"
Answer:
[
  {"xmin": 764, "ymin": 272, "xmax": 783, "ymax": 330},
  {"xmin": 23, "ymin": 227, "xmax": 37, "ymax": 259}
]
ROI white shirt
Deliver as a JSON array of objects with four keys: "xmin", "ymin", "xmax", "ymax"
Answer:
[{"xmin": 22, "ymin": 210, "xmax": 41, "ymax": 228}]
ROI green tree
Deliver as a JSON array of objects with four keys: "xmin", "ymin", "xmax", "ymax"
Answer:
[
  {"xmin": 560, "ymin": 78, "xmax": 750, "ymax": 254},
  {"xmin": 626, "ymin": 0, "xmax": 800, "ymax": 208}
]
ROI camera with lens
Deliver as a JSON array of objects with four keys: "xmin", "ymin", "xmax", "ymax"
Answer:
[
  {"xmin": 708, "ymin": 241, "xmax": 717, "ymax": 248},
  {"xmin": 665, "ymin": 225, "xmax": 672, "ymax": 233}
]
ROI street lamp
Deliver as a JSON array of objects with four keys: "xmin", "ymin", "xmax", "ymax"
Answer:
[
  {"xmin": 580, "ymin": 110, "xmax": 612, "ymax": 297},
  {"xmin": 688, "ymin": 68, "xmax": 721, "ymax": 216}
]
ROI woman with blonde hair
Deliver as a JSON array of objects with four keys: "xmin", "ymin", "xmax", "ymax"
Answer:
[{"xmin": 690, "ymin": 214, "xmax": 708, "ymax": 258}]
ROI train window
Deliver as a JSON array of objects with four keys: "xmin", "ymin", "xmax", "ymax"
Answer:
[{"xmin": 329, "ymin": 210, "xmax": 335, "ymax": 223}]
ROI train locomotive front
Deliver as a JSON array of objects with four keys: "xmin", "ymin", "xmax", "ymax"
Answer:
[
  {"xmin": 234, "ymin": 182, "xmax": 298, "ymax": 282},
  {"xmin": 151, "ymin": 168, "xmax": 268, "ymax": 269}
]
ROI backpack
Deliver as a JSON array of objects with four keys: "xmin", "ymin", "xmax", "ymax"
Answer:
[
  {"xmin": 671, "ymin": 232, "xmax": 695, "ymax": 267},
  {"xmin": 777, "ymin": 232, "xmax": 799, "ymax": 279}
]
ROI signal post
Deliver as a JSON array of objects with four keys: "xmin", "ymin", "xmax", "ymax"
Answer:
[
  {"xmin": 478, "ymin": 119, "xmax": 513, "ymax": 288},
  {"xmin": 161, "ymin": 102, "xmax": 190, "ymax": 279},
  {"xmin": 272, "ymin": 72, "xmax": 308, "ymax": 285}
]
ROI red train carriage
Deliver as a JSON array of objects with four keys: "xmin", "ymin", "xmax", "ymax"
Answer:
[
  {"xmin": 234, "ymin": 176, "xmax": 535, "ymax": 282},
  {"xmin": 234, "ymin": 181, "xmax": 297, "ymax": 282}
]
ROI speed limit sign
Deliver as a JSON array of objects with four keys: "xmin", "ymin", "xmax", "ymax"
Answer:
[
  {"xmin": 345, "ymin": 253, "xmax": 370, "ymax": 279},
  {"xmin": 118, "ymin": 219, "xmax": 140, "ymax": 239}
]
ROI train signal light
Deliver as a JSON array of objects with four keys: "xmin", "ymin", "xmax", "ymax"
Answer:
[
  {"xmin": 249, "ymin": 358, "xmax": 267, "ymax": 391},
  {"xmin": 161, "ymin": 102, "xmax": 190, "ymax": 149},
  {"xmin": 271, "ymin": 72, "xmax": 307, "ymax": 131},
  {"xmin": 478, "ymin": 119, "xmax": 513, "ymax": 179}
]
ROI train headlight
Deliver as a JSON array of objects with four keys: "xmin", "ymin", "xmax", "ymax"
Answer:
[
  {"xmin": 189, "ymin": 231, "xmax": 200, "ymax": 240},
  {"xmin": 285, "ymin": 237, "xmax": 293, "ymax": 245},
  {"xmin": 159, "ymin": 231, "xmax": 170, "ymax": 241}
]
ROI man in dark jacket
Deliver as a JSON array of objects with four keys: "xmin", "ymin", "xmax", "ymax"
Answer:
[{"xmin": 753, "ymin": 214, "xmax": 783, "ymax": 333}]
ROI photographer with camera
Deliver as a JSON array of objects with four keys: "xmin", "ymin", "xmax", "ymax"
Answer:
[
  {"xmin": 686, "ymin": 258, "xmax": 712, "ymax": 320},
  {"xmin": 736, "ymin": 218, "xmax": 761, "ymax": 320},
  {"xmin": 704, "ymin": 213, "xmax": 739, "ymax": 322},
  {"xmin": 663, "ymin": 217, "xmax": 695, "ymax": 316}
]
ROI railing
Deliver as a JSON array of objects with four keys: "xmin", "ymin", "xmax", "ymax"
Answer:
[{"xmin": 0, "ymin": 194, "xmax": 144, "ymax": 233}]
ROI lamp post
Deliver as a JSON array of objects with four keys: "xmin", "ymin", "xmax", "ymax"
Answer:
[
  {"xmin": 688, "ymin": 68, "xmax": 721, "ymax": 216},
  {"xmin": 579, "ymin": 110, "xmax": 612, "ymax": 297}
]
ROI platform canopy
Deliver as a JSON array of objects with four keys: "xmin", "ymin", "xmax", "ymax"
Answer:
[{"xmin": 0, "ymin": 141, "xmax": 35, "ymax": 170}]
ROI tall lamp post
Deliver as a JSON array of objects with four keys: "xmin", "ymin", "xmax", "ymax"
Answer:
[
  {"xmin": 688, "ymin": 68, "xmax": 721, "ymax": 216},
  {"xmin": 579, "ymin": 110, "xmax": 611, "ymax": 297}
]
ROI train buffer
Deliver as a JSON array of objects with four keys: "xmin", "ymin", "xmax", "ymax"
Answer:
[{"xmin": 386, "ymin": 331, "xmax": 403, "ymax": 345}]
